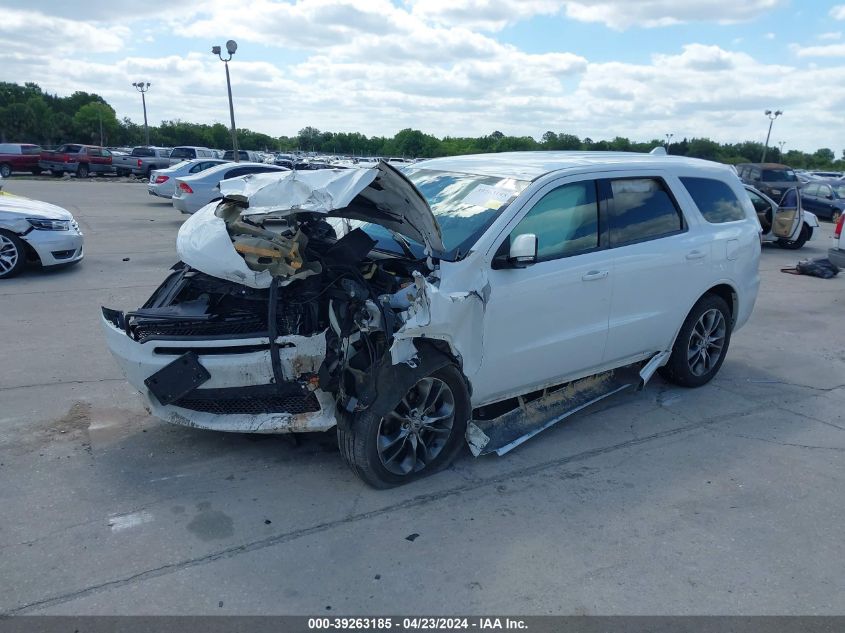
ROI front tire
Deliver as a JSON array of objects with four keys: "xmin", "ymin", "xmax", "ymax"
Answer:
[
  {"xmin": 777, "ymin": 223, "xmax": 810, "ymax": 249},
  {"xmin": 0, "ymin": 163, "xmax": 11, "ymax": 178},
  {"xmin": 76, "ymin": 164, "xmax": 89, "ymax": 178},
  {"xmin": 338, "ymin": 365, "xmax": 469, "ymax": 488},
  {"xmin": 0, "ymin": 230, "xmax": 26, "ymax": 279},
  {"xmin": 658, "ymin": 294, "xmax": 732, "ymax": 388}
]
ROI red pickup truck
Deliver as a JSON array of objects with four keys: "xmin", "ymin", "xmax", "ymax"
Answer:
[
  {"xmin": 38, "ymin": 144, "xmax": 114, "ymax": 178},
  {"xmin": 0, "ymin": 143, "xmax": 44, "ymax": 177}
]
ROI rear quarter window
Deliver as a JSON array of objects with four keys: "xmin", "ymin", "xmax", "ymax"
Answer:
[{"xmin": 680, "ymin": 177, "xmax": 746, "ymax": 223}]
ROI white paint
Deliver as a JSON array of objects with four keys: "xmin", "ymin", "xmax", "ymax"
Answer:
[{"xmin": 108, "ymin": 510, "xmax": 154, "ymax": 532}]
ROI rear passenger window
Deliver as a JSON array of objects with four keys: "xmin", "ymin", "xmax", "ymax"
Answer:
[
  {"xmin": 680, "ymin": 177, "xmax": 745, "ymax": 223},
  {"xmin": 607, "ymin": 178, "xmax": 684, "ymax": 246},
  {"xmin": 511, "ymin": 181, "xmax": 599, "ymax": 261}
]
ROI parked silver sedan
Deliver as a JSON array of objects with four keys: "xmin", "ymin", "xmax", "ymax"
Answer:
[
  {"xmin": 171, "ymin": 162, "xmax": 288, "ymax": 214},
  {"xmin": 148, "ymin": 159, "xmax": 228, "ymax": 199}
]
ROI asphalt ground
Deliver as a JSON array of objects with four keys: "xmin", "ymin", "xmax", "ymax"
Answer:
[{"xmin": 1, "ymin": 177, "xmax": 843, "ymax": 615}]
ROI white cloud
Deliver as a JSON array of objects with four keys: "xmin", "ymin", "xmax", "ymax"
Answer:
[
  {"xmin": 765, "ymin": 32, "xmax": 776, "ymax": 40},
  {"xmin": 0, "ymin": 1, "xmax": 843, "ymax": 153},
  {"xmin": 818, "ymin": 31, "xmax": 842, "ymax": 40},
  {"xmin": 0, "ymin": 8, "xmax": 129, "ymax": 54},
  {"xmin": 409, "ymin": 0, "xmax": 787, "ymax": 30},
  {"xmin": 831, "ymin": 5, "xmax": 845, "ymax": 20},
  {"xmin": 793, "ymin": 43, "xmax": 845, "ymax": 57}
]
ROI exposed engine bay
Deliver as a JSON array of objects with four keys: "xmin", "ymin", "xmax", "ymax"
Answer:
[{"xmin": 110, "ymin": 198, "xmax": 438, "ymax": 418}]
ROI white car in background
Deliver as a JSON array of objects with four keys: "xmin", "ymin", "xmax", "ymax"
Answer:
[
  {"xmin": 171, "ymin": 162, "xmax": 289, "ymax": 214},
  {"xmin": 148, "ymin": 159, "xmax": 228, "ymax": 199},
  {"xmin": 744, "ymin": 184, "xmax": 819, "ymax": 249},
  {"xmin": 0, "ymin": 176, "xmax": 84, "ymax": 279}
]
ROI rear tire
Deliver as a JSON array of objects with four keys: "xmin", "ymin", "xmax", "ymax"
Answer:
[
  {"xmin": 76, "ymin": 164, "xmax": 89, "ymax": 179},
  {"xmin": 0, "ymin": 230, "xmax": 26, "ymax": 279},
  {"xmin": 658, "ymin": 294, "xmax": 732, "ymax": 388},
  {"xmin": 777, "ymin": 223, "xmax": 810, "ymax": 249},
  {"xmin": 0, "ymin": 163, "xmax": 11, "ymax": 178},
  {"xmin": 338, "ymin": 364, "xmax": 469, "ymax": 488}
]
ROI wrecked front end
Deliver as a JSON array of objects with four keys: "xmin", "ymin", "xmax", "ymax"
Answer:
[{"xmin": 102, "ymin": 165, "xmax": 452, "ymax": 434}]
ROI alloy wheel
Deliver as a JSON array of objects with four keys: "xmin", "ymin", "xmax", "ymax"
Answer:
[
  {"xmin": 0, "ymin": 234, "xmax": 20, "ymax": 275},
  {"xmin": 687, "ymin": 308, "xmax": 726, "ymax": 377},
  {"xmin": 376, "ymin": 377, "xmax": 455, "ymax": 476}
]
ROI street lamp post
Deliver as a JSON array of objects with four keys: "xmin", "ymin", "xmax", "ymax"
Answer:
[
  {"xmin": 760, "ymin": 109, "xmax": 782, "ymax": 163},
  {"xmin": 778, "ymin": 140, "xmax": 786, "ymax": 158},
  {"xmin": 131, "ymin": 82, "xmax": 151, "ymax": 145},
  {"xmin": 212, "ymin": 40, "xmax": 240, "ymax": 162},
  {"xmin": 665, "ymin": 133, "xmax": 674, "ymax": 153}
]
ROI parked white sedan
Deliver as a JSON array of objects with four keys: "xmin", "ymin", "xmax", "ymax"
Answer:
[
  {"xmin": 171, "ymin": 162, "xmax": 288, "ymax": 214},
  {"xmin": 0, "ymin": 176, "xmax": 84, "ymax": 278},
  {"xmin": 148, "ymin": 159, "xmax": 228, "ymax": 199}
]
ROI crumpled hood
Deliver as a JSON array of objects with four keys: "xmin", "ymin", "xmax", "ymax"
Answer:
[
  {"xmin": 0, "ymin": 194, "xmax": 74, "ymax": 221},
  {"xmin": 218, "ymin": 161, "xmax": 444, "ymax": 253}
]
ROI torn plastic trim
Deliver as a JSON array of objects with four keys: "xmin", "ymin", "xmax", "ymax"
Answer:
[{"xmin": 466, "ymin": 367, "xmax": 641, "ymax": 457}]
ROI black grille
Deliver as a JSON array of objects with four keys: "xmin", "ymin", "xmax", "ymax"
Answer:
[
  {"xmin": 173, "ymin": 392, "xmax": 321, "ymax": 415},
  {"xmin": 133, "ymin": 317, "xmax": 267, "ymax": 342}
]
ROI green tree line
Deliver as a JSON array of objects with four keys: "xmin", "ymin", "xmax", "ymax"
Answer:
[{"xmin": 2, "ymin": 81, "xmax": 843, "ymax": 169}]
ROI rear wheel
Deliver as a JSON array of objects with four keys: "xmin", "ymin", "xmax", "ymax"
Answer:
[
  {"xmin": 0, "ymin": 230, "xmax": 26, "ymax": 279},
  {"xmin": 0, "ymin": 163, "xmax": 11, "ymax": 178},
  {"xmin": 338, "ymin": 365, "xmax": 469, "ymax": 488},
  {"xmin": 777, "ymin": 223, "xmax": 810, "ymax": 249},
  {"xmin": 658, "ymin": 294, "xmax": 732, "ymax": 388},
  {"xmin": 76, "ymin": 164, "xmax": 89, "ymax": 178}
]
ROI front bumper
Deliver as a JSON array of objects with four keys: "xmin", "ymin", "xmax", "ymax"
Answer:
[
  {"xmin": 22, "ymin": 228, "xmax": 84, "ymax": 267},
  {"xmin": 100, "ymin": 312, "xmax": 338, "ymax": 433}
]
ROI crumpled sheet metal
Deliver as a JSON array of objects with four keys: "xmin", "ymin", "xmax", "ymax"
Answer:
[
  {"xmin": 177, "ymin": 202, "xmax": 275, "ymax": 289},
  {"xmin": 218, "ymin": 162, "xmax": 445, "ymax": 253},
  {"xmin": 221, "ymin": 168, "xmax": 379, "ymax": 217},
  {"xmin": 388, "ymin": 271, "xmax": 486, "ymax": 375}
]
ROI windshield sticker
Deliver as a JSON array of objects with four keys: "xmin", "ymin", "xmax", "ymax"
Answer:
[{"xmin": 462, "ymin": 184, "xmax": 516, "ymax": 210}]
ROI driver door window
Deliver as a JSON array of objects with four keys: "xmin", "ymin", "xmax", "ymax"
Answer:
[{"xmin": 509, "ymin": 181, "xmax": 599, "ymax": 260}]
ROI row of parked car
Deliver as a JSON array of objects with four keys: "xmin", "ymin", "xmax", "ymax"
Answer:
[{"xmin": 0, "ymin": 142, "xmax": 419, "ymax": 181}]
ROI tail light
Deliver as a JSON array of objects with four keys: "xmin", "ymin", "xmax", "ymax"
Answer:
[
  {"xmin": 154, "ymin": 175, "xmax": 169, "ymax": 184},
  {"xmin": 137, "ymin": 159, "xmax": 143, "ymax": 167},
  {"xmin": 835, "ymin": 213, "xmax": 844, "ymax": 239},
  {"xmin": 178, "ymin": 182, "xmax": 193, "ymax": 194}
]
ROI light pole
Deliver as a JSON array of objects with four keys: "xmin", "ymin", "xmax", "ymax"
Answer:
[
  {"xmin": 760, "ymin": 109, "xmax": 782, "ymax": 163},
  {"xmin": 131, "ymin": 82, "xmax": 151, "ymax": 145},
  {"xmin": 665, "ymin": 133, "xmax": 674, "ymax": 153},
  {"xmin": 212, "ymin": 40, "xmax": 240, "ymax": 162},
  {"xmin": 778, "ymin": 140, "xmax": 786, "ymax": 158}
]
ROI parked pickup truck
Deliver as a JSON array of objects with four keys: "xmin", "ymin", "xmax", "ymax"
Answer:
[
  {"xmin": 113, "ymin": 147, "xmax": 172, "ymax": 178},
  {"xmin": 38, "ymin": 145, "xmax": 114, "ymax": 178},
  {"xmin": 0, "ymin": 143, "xmax": 44, "ymax": 177}
]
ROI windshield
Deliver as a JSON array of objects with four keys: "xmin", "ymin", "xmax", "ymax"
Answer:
[
  {"xmin": 360, "ymin": 168, "xmax": 530, "ymax": 260},
  {"xmin": 761, "ymin": 169, "xmax": 797, "ymax": 182},
  {"xmin": 170, "ymin": 148, "xmax": 194, "ymax": 160},
  {"xmin": 131, "ymin": 147, "xmax": 155, "ymax": 157}
]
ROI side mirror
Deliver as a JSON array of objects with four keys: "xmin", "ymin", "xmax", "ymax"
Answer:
[{"xmin": 509, "ymin": 233, "xmax": 538, "ymax": 267}]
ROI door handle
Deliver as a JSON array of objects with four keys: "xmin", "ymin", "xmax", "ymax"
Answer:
[
  {"xmin": 686, "ymin": 250, "xmax": 706, "ymax": 260},
  {"xmin": 581, "ymin": 270, "xmax": 608, "ymax": 281}
]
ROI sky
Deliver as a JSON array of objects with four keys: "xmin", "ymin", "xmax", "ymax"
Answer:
[{"xmin": 1, "ymin": 0, "xmax": 844, "ymax": 153}]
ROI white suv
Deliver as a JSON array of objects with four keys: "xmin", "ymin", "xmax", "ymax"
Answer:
[{"xmin": 102, "ymin": 152, "xmax": 761, "ymax": 487}]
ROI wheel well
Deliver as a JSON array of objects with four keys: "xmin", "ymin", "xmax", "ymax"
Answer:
[{"xmin": 704, "ymin": 284, "xmax": 737, "ymax": 325}]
